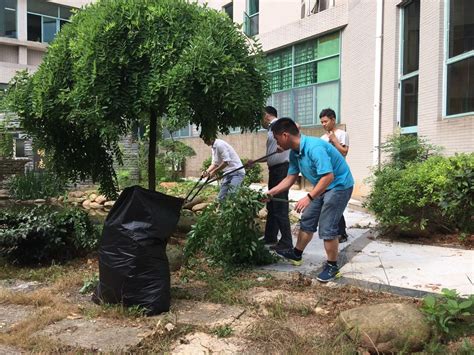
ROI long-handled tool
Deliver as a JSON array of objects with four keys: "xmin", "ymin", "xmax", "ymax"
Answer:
[{"xmin": 184, "ymin": 151, "xmax": 279, "ymax": 203}]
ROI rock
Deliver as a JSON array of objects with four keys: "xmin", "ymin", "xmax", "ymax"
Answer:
[
  {"xmin": 164, "ymin": 323, "xmax": 175, "ymax": 332},
  {"xmin": 0, "ymin": 280, "xmax": 42, "ymax": 293},
  {"xmin": 88, "ymin": 193, "xmax": 98, "ymax": 202},
  {"xmin": 95, "ymin": 195, "xmax": 107, "ymax": 204},
  {"xmin": 58, "ymin": 196, "xmax": 64, "ymax": 202},
  {"xmin": 0, "ymin": 305, "xmax": 35, "ymax": 333},
  {"xmin": 68, "ymin": 191, "xmax": 85, "ymax": 198},
  {"xmin": 182, "ymin": 196, "xmax": 205, "ymax": 210},
  {"xmin": 90, "ymin": 202, "xmax": 103, "ymax": 210},
  {"xmin": 82, "ymin": 200, "xmax": 91, "ymax": 209},
  {"xmin": 255, "ymin": 218, "xmax": 266, "ymax": 234},
  {"xmin": 176, "ymin": 213, "xmax": 197, "ymax": 233},
  {"xmin": 257, "ymin": 207, "xmax": 267, "ymax": 219},
  {"xmin": 0, "ymin": 345, "xmax": 23, "ymax": 355},
  {"xmin": 34, "ymin": 199, "xmax": 46, "ymax": 204},
  {"xmin": 68, "ymin": 197, "xmax": 86, "ymax": 203},
  {"xmin": 171, "ymin": 300, "xmax": 245, "ymax": 327},
  {"xmin": 171, "ymin": 332, "xmax": 246, "ymax": 354},
  {"xmin": 35, "ymin": 318, "xmax": 144, "ymax": 352},
  {"xmin": 338, "ymin": 303, "xmax": 431, "ymax": 353},
  {"xmin": 104, "ymin": 201, "xmax": 115, "ymax": 208},
  {"xmin": 191, "ymin": 203, "xmax": 209, "ymax": 212},
  {"xmin": 167, "ymin": 245, "xmax": 184, "ymax": 272}
]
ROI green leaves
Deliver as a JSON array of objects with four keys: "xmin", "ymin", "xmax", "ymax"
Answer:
[
  {"xmin": 421, "ymin": 288, "xmax": 474, "ymax": 338},
  {"xmin": 185, "ymin": 187, "xmax": 275, "ymax": 268},
  {"xmin": 6, "ymin": 0, "xmax": 269, "ymax": 197}
]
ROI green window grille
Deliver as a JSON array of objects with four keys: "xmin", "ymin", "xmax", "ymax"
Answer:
[{"xmin": 266, "ymin": 31, "xmax": 341, "ymax": 125}]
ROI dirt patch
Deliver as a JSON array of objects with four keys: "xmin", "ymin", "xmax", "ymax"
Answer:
[
  {"xmin": 0, "ymin": 305, "xmax": 36, "ymax": 333},
  {"xmin": 170, "ymin": 300, "xmax": 245, "ymax": 327},
  {"xmin": 0, "ymin": 344, "xmax": 23, "ymax": 354},
  {"xmin": 170, "ymin": 332, "xmax": 248, "ymax": 354}
]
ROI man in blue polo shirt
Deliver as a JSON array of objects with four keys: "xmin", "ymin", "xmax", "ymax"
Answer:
[{"xmin": 266, "ymin": 118, "xmax": 354, "ymax": 282}]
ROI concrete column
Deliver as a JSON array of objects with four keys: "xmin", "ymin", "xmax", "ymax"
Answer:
[
  {"xmin": 17, "ymin": 0, "xmax": 27, "ymax": 41},
  {"xmin": 18, "ymin": 45, "xmax": 27, "ymax": 65}
]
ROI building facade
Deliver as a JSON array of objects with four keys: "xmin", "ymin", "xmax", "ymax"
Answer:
[
  {"xmin": 1, "ymin": 0, "xmax": 472, "ymax": 196},
  {"xmin": 185, "ymin": 0, "xmax": 473, "ymax": 197}
]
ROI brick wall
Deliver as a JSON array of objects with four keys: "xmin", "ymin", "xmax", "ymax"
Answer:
[{"xmin": 0, "ymin": 158, "xmax": 30, "ymax": 187}]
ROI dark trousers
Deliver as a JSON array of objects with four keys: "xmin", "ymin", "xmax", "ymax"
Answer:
[
  {"xmin": 265, "ymin": 162, "xmax": 293, "ymax": 248},
  {"xmin": 338, "ymin": 214, "xmax": 347, "ymax": 235}
]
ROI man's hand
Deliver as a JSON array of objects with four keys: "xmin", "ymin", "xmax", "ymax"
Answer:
[
  {"xmin": 201, "ymin": 170, "xmax": 209, "ymax": 178},
  {"xmin": 247, "ymin": 159, "xmax": 255, "ymax": 168},
  {"xmin": 294, "ymin": 195, "xmax": 312, "ymax": 213},
  {"xmin": 327, "ymin": 131, "xmax": 338, "ymax": 144},
  {"xmin": 261, "ymin": 193, "xmax": 272, "ymax": 203}
]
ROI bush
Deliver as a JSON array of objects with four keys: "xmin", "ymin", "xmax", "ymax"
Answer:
[
  {"xmin": 8, "ymin": 170, "xmax": 66, "ymax": 200},
  {"xmin": 185, "ymin": 187, "xmax": 275, "ymax": 268},
  {"xmin": 0, "ymin": 206, "xmax": 99, "ymax": 265},
  {"xmin": 201, "ymin": 157, "xmax": 263, "ymax": 186},
  {"xmin": 366, "ymin": 154, "xmax": 474, "ymax": 234}
]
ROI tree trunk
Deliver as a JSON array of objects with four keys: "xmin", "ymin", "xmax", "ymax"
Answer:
[{"xmin": 148, "ymin": 110, "xmax": 157, "ymax": 191}]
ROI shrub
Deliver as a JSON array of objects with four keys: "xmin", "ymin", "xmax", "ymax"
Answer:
[
  {"xmin": 117, "ymin": 169, "xmax": 133, "ymax": 189},
  {"xmin": 185, "ymin": 187, "xmax": 275, "ymax": 268},
  {"xmin": 0, "ymin": 206, "xmax": 99, "ymax": 265},
  {"xmin": 366, "ymin": 154, "xmax": 474, "ymax": 234},
  {"xmin": 379, "ymin": 133, "xmax": 440, "ymax": 169},
  {"xmin": 421, "ymin": 288, "xmax": 474, "ymax": 339},
  {"xmin": 157, "ymin": 139, "xmax": 196, "ymax": 182},
  {"xmin": 8, "ymin": 170, "xmax": 66, "ymax": 200}
]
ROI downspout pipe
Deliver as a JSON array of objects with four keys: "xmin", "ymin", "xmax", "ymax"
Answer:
[{"xmin": 373, "ymin": 0, "xmax": 384, "ymax": 167}]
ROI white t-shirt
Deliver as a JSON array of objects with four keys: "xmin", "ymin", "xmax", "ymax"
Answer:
[
  {"xmin": 211, "ymin": 139, "xmax": 245, "ymax": 175},
  {"xmin": 320, "ymin": 129, "xmax": 349, "ymax": 147}
]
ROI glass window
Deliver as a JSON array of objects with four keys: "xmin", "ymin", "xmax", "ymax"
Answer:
[
  {"xmin": 399, "ymin": 0, "xmax": 419, "ymax": 131},
  {"xmin": 445, "ymin": 0, "xmax": 474, "ymax": 116},
  {"xmin": 27, "ymin": 0, "xmax": 72, "ymax": 43},
  {"xmin": 27, "ymin": 13, "xmax": 42, "ymax": 42},
  {"xmin": 15, "ymin": 138, "xmax": 26, "ymax": 158},
  {"xmin": 27, "ymin": 0, "xmax": 57, "ymax": 17},
  {"xmin": 400, "ymin": 76, "xmax": 419, "ymax": 128},
  {"xmin": 266, "ymin": 32, "xmax": 341, "ymax": 126},
  {"xmin": 402, "ymin": 0, "xmax": 420, "ymax": 75},
  {"xmin": 0, "ymin": 0, "xmax": 17, "ymax": 38},
  {"xmin": 449, "ymin": 0, "xmax": 474, "ymax": 58},
  {"xmin": 42, "ymin": 16, "xmax": 57, "ymax": 43},
  {"xmin": 447, "ymin": 57, "xmax": 474, "ymax": 115},
  {"xmin": 248, "ymin": 0, "xmax": 258, "ymax": 16},
  {"xmin": 223, "ymin": 2, "xmax": 233, "ymax": 20}
]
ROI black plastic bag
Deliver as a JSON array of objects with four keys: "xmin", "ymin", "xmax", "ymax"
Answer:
[{"xmin": 93, "ymin": 185, "xmax": 183, "ymax": 315}]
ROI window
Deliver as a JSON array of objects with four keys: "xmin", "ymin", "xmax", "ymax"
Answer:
[
  {"xmin": 0, "ymin": 0, "xmax": 16, "ymax": 38},
  {"xmin": 399, "ymin": 0, "xmax": 420, "ymax": 134},
  {"xmin": 27, "ymin": 0, "xmax": 73, "ymax": 43},
  {"xmin": 312, "ymin": 0, "xmax": 334, "ymax": 14},
  {"xmin": 445, "ymin": 0, "xmax": 474, "ymax": 117},
  {"xmin": 244, "ymin": 0, "xmax": 259, "ymax": 37},
  {"xmin": 266, "ymin": 32, "xmax": 340, "ymax": 126},
  {"xmin": 223, "ymin": 2, "xmax": 233, "ymax": 20}
]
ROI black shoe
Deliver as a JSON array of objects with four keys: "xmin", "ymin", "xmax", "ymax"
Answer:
[
  {"xmin": 339, "ymin": 233, "xmax": 348, "ymax": 243},
  {"xmin": 270, "ymin": 243, "xmax": 293, "ymax": 251}
]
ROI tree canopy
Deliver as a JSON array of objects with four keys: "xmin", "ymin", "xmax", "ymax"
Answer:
[{"xmin": 7, "ymin": 0, "xmax": 269, "ymax": 197}]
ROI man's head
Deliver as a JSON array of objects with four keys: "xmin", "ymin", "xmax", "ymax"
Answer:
[
  {"xmin": 262, "ymin": 106, "xmax": 278, "ymax": 129},
  {"xmin": 271, "ymin": 117, "xmax": 300, "ymax": 150},
  {"xmin": 319, "ymin": 108, "xmax": 336, "ymax": 132},
  {"xmin": 202, "ymin": 136, "xmax": 216, "ymax": 146}
]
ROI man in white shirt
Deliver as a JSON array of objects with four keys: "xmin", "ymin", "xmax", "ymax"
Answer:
[
  {"xmin": 202, "ymin": 137, "xmax": 245, "ymax": 201},
  {"xmin": 319, "ymin": 108, "xmax": 349, "ymax": 243}
]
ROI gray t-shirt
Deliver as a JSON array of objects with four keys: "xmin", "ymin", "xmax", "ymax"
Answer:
[{"xmin": 266, "ymin": 119, "xmax": 290, "ymax": 167}]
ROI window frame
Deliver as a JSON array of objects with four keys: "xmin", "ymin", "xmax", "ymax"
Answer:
[
  {"xmin": 26, "ymin": 1, "xmax": 72, "ymax": 43},
  {"xmin": 244, "ymin": 0, "xmax": 259, "ymax": 37},
  {"xmin": 397, "ymin": 0, "xmax": 420, "ymax": 135},
  {"xmin": 266, "ymin": 31, "xmax": 341, "ymax": 127},
  {"xmin": 442, "ymin": 0, "xmax": 474, "ymax": 119},
  {"xmin": 1, "ymin": 0, "xmax": 17, "ymax": 39}
]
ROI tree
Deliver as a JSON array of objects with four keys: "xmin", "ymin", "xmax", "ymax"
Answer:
[{"xmin": 6, "ymin": 0, "xmax": 269, "ymax": 197}]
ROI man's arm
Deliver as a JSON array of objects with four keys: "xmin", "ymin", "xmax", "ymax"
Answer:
[
  {"xmin": 327, "ymin": 132, "xmax": 349, "ymax": 156},
  {"xmin": 267, "ymin": 174, "xmax": 299, "ymax": 196},
  {"xmin": 294, "ymin": 173, "xmax": 334, "ymax": 213}
]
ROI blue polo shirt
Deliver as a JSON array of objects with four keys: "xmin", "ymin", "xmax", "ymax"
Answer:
[{"xmin": 288, "ymin": 134, "xmax": 354, "ymax": 191}]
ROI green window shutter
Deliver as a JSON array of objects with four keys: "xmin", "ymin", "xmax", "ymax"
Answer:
[
  {"xmin": 294, "ymin": 62, "xmax": 317, "ymax": 87},
  {"xmin": 317, "ymin": 32, "xmax": 340, "ymax": 58},
  {"xmin": 295, "ymin": 39, "xmax": 317, "ymax": 64},
  {"xmin": 316, "ymin": 81, "xmax": 339, "ymax": 119},
  {"xmin": 317, "ymin": 57, "xmax": 339, "ymax": 83}
]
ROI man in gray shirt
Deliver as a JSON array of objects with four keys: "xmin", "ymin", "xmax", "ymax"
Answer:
[{"xmin": 261, "ymin": 106, "xmax": 293, "ymax": 250}]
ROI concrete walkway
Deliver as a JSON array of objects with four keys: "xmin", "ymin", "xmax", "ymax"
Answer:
[{"xmin": 251, "ymin": 184, "xmax": 474, "ymax": 297}]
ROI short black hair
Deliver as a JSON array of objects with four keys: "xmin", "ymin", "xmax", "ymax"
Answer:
[
  {"xmin": 264, "ymin": 106, "xmax": 278, "ymax": 117},
  {"xmin": 319, "ymin": 108, "xmax": 336, "ymax": 120},
  {"xmin": 271, "ymin": 117, "xmax": 299, "ymax": 136}
]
